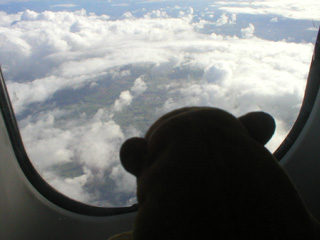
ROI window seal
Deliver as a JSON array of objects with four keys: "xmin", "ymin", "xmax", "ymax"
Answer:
[
  {"xmin": 0, "ymin": 66, "xmax": 138, "ymax": 216},
  {"xmin": 274, "ymin": 28, "xmax": 320, "ymax": 160}
]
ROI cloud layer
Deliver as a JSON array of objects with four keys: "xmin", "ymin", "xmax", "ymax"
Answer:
[
  {"xmin": 213, "ymin": 0, "xmax": 320, "ymax": 21},
  {"xmin": 0, "ymin": 4, "xmax": 317, "ymax": 207}
]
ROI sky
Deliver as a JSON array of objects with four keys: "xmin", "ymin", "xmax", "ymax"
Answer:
[{"xmin": 0, "ymin": 0, "xmax": 319, "ymax": 207}]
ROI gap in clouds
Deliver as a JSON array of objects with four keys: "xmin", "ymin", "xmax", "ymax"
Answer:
[{"xmin": 0, "ymin": 1, "xmax": 318, "ymax": 207}]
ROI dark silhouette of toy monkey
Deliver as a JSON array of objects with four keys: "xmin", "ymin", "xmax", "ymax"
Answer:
[{"xmin": 109, "ymin": 107, "xmax": 320, "ymax": 240}]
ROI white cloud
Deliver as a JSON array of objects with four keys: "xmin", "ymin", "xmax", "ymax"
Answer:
[
  {"xmin": 0, "ymin": 0, "xmax": 30, "ymax": 4},
  {"xmin": 270, "ymin": 17, "xmax": 278, "ymax": 23},
  {"xmin": 1, "ymin": 9, "xmax": 196, "ymax": 115},
  {"xmin": 74, "ymin": 110, "xmax": 125, "ymax": 171},
  {"xmin": 121, "ymin": 11, "xmax": 134, "ymax": 19},
  {"xmin": 144, "ymin": 9, "xmax": 169, "ymax": 19},
  {"xmin": 21, "ymin": 109, "xmax": 122, "ymax": 171},
  {"xmin": 213, "ymin": 0, "xmax": 320, "ymax": 21},
  {"xmin": 156, "ymin": 38, "xmax": 312, "ymax": 151},
  {"xmin": 110, "ymin": 164, "xmax": 136, "ymax": 194},
  {"xmin": 51, "ymin": 4, "xmax": 78, "ymax": 8},
  {"xmin": 131, "ymin": 77, "xmax": 147, "ymax": 96},
  {"xmin": 111, "ymin": 3, "xmax": 129, "ymax": 7},
  {"xmin": 20, "ymin": 110, "xmax": 73, "ymax": 168},
  {"xmin": 44, "ymin": 171, "xmax": 96, "ymax": 204},
  {"xmin": 20, "ymin": 106, "xmax": 138, "ymax": 206},
  {"xmin": 215, "ymin": 13, "xmax": 230, "ymax": 26},
  {"xmin": 113, "ymin": 77, "xmax": 147, "ymax": 112},
  {"xmin": 0, "ymin": 11, "xmax": 20, "ymax": 26},
  {"xmin": 308, "ymin": 27, "xmax": 319, "ymax": 32},
  {"xmin": 203, "ymin": 62, "xmax": 232, "ymax": 84},
  {"xmin": 241, "ymin": 23, "xmax": 255, "ymax": 39},
  {"xmin": 231, "ymin": 13, "xmax": 237, "ymax": 22},
  {"xmin": 113, "ymin": 90, "xmax": 133, "ymax": 112}
]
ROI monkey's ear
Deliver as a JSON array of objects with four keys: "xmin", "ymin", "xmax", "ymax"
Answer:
[
  {"xmin": 120, "ymin": 137, "xmax": 148, "ymax": 177},
  {"xmin": 238, "ymin": 112, "xmax": 276, "ymax": 146}
]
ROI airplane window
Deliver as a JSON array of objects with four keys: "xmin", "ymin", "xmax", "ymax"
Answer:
[{"xmin": 0, "ymin": 0, "xmax": 319, "ymax": 210}]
